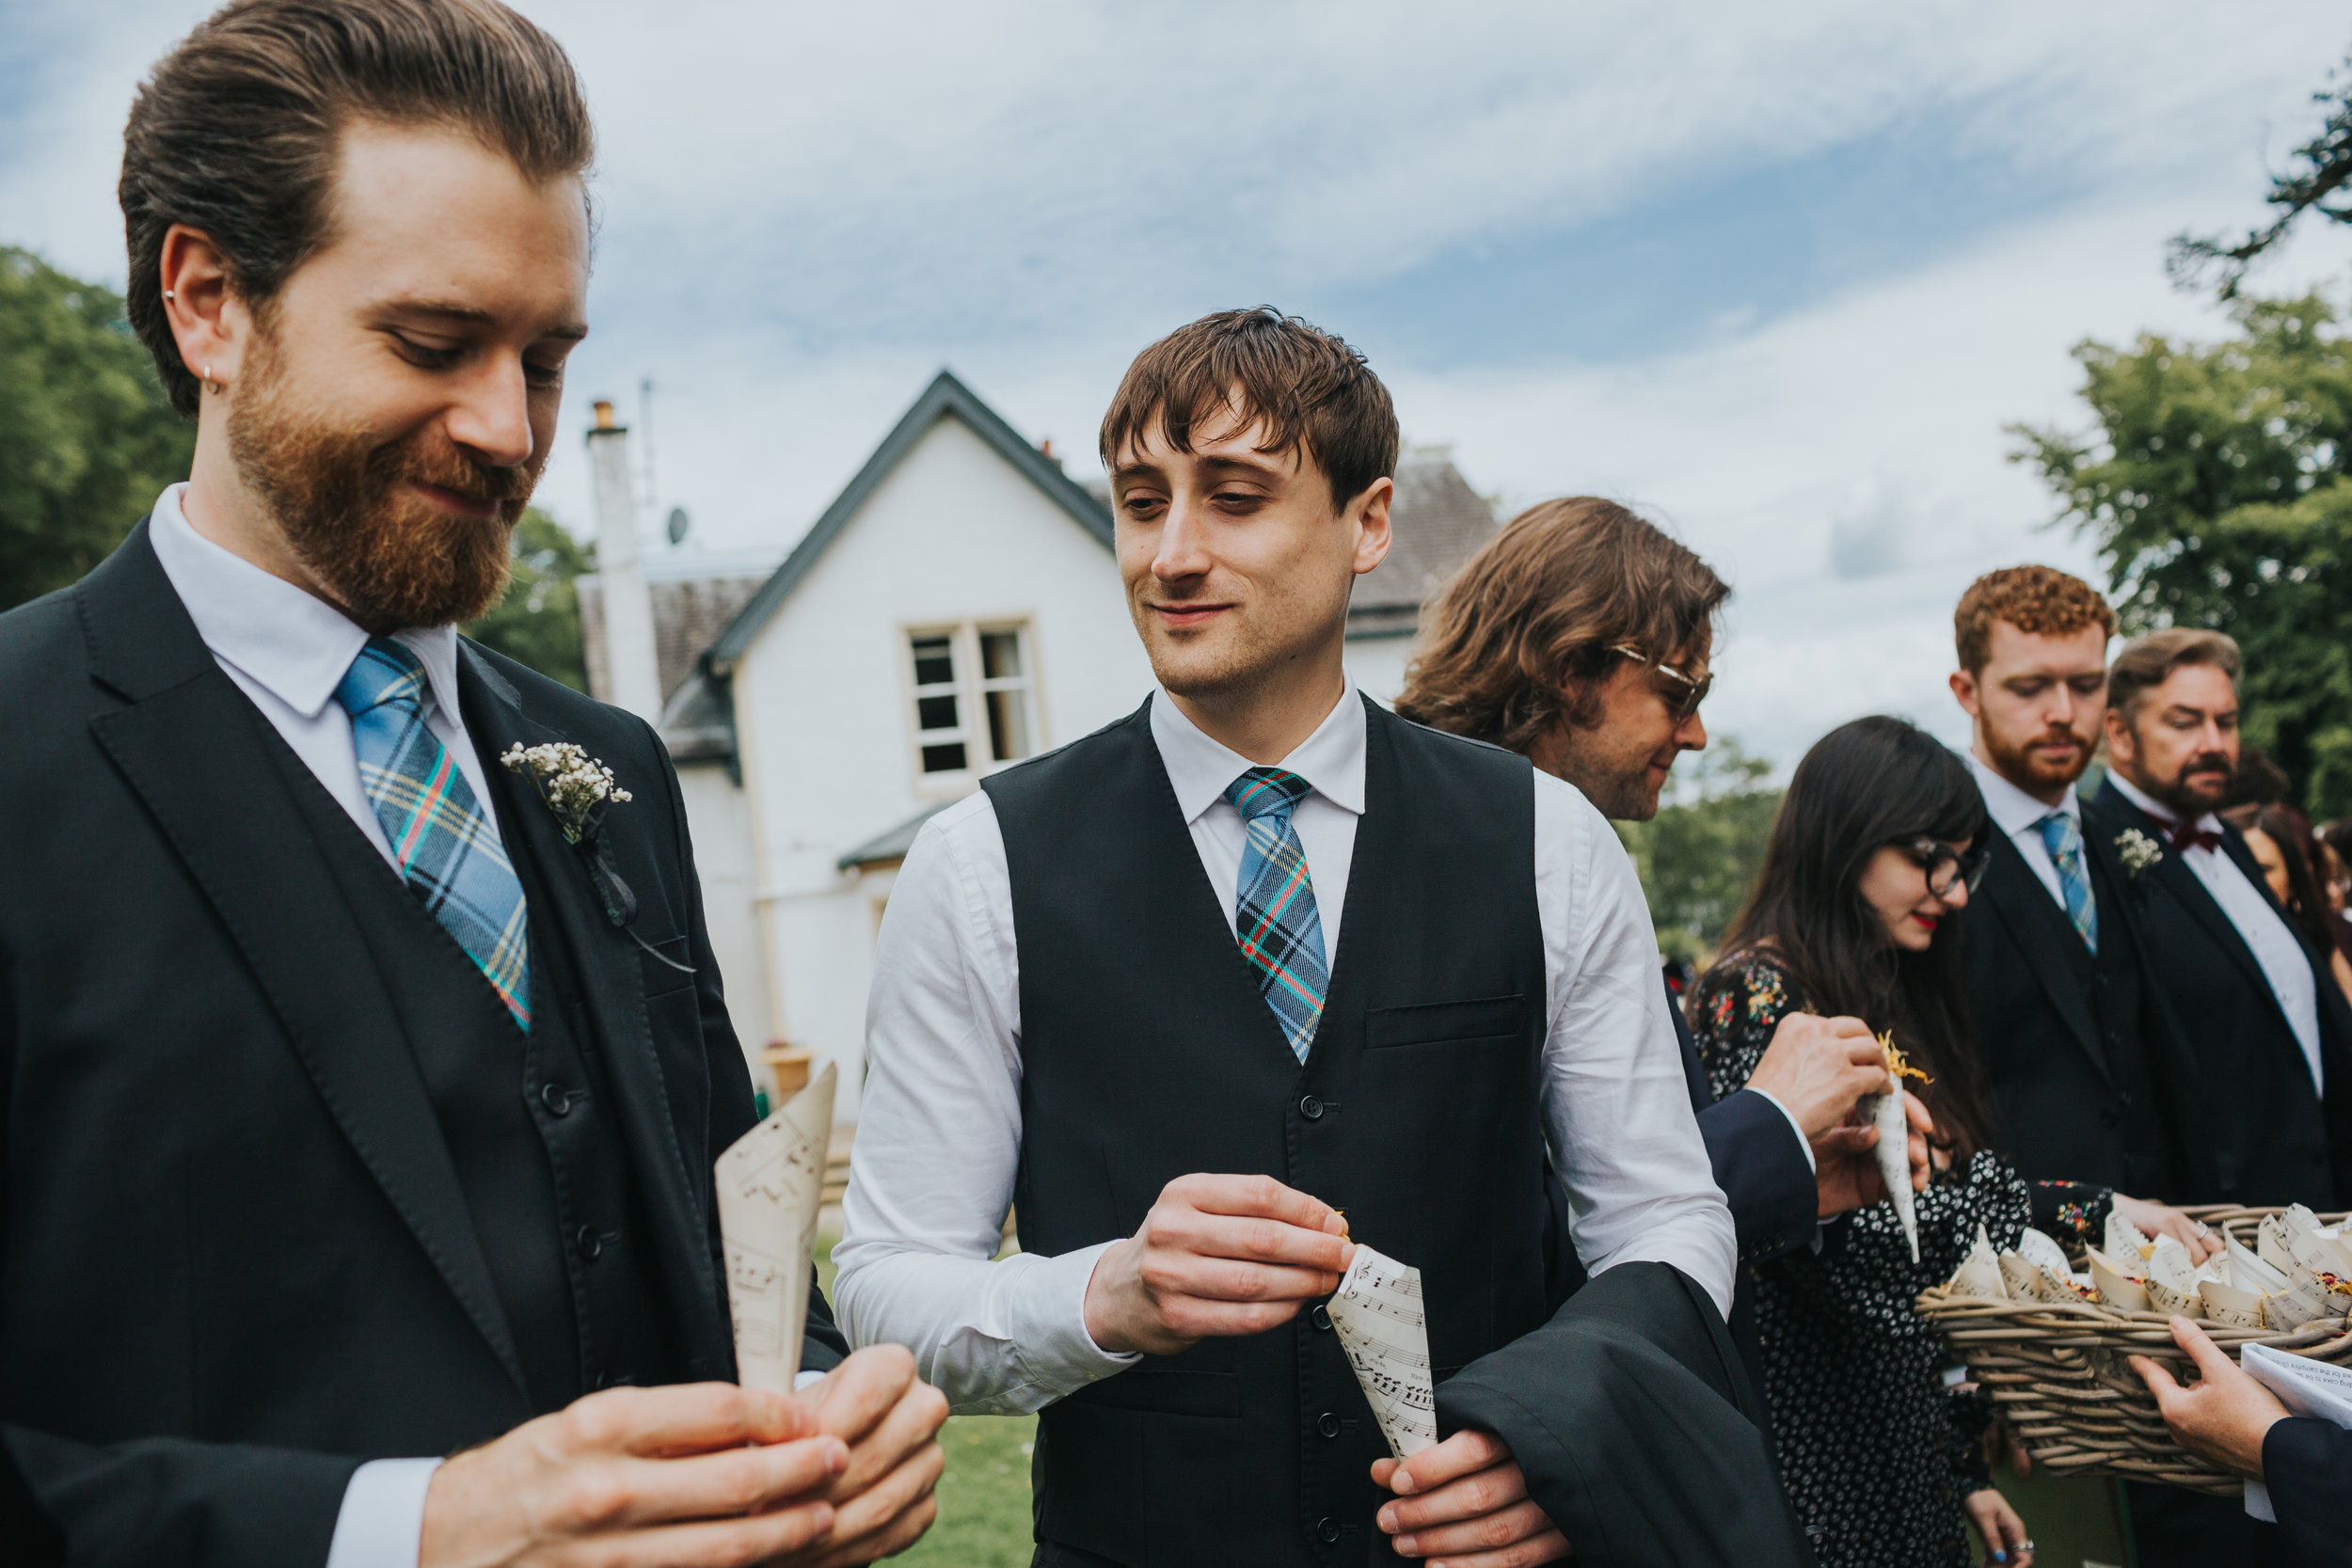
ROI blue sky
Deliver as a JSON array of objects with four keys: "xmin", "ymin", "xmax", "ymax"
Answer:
[{"xmin": 8, "ymin": 0, "xmax": 2352, "ymax": 771}]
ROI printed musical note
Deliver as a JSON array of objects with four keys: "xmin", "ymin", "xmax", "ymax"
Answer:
[{"xmin": 1327, "ymin": 1244, "xmax": 1438, "ymax": 1458}]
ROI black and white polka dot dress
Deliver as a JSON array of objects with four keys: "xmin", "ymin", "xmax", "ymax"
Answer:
[{"xmin": 1691, "ymin": 953, "xmax": 2030, "ymax": 1568}]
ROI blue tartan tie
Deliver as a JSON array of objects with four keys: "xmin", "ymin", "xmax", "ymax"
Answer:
[
  {"xmin": 1225, "ymin": 768, "xmax": 1327, "ymax": 1063},
  {"xmin": 335, "ymin": 638, "xmax": 532, "ymax": 1029},
  {"xmin": 2035, "ymin": 810, "xmax": 2099, "ymax": 955}
]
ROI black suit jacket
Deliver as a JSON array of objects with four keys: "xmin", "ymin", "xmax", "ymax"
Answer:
[
  {"xmin": 2265, "ymin": 1418, "xmax": 2352, "ymax": 1568},
  {"xmin": 0, "ymin": 525, "xmax": 844, "ymax": 1565},
  {"xmin": 1961, "ymin": 813, "xmax": 2212, "ymax": 1201},
  {"xmin": 2086, "ymin": 781, "xmax": 2352, "ymax": 1206}
]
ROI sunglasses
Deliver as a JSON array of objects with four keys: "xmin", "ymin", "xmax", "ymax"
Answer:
[
  {"xmin": 1899, "ymin": 836, "xmax": 1990, "ymax": 897},
  {"xmin": 1609, "ymin": 645, "xmax": 1712, "ymax": 722}
]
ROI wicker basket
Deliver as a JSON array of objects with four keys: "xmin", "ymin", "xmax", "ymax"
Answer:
[{"xmin": 1915, "ymin": 1205, "xmax": 2352, "ymax": 1495}]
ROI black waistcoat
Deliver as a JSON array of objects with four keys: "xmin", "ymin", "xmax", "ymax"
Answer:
[
  {"xmin": 269, "ymin": 736, "xmax": 680, "ymax": 1412},
  {"xmin": 986, "ymin": 698, "xmax": 1550, "ymax": 1568}
]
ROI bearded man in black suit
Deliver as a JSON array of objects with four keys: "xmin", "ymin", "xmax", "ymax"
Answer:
[
  {"xmin": 2086, "ymin": 629, "xmax": 2352, "ymax": 1212},
  {"xmin": 0, "ymin": 4, "xmax": 944, "ymax": 1563},
  {"xmin": 1946, "ymin": 568, "xmax": 2214, "ymax": 1227}
]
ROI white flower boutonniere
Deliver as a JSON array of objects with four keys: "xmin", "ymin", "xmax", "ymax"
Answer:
[
  {"xmin": 2116, "ymin": 828, "xmax": 2164, "ymax": 877},
  {"xmin": 501, "ymin": 741, "xmax": 633, "ymax": 845}
]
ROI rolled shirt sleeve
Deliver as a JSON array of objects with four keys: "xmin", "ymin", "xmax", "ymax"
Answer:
[{"xmin": 1534, "ymin": 773, "xmax": 1739, "ymax": 1320}]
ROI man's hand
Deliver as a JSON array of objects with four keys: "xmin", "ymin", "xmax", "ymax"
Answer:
[
  {"xmin": 1743, "ymin": 1011, "xmax": 1887, "ymax": 1142},
  {"xmin": 2114, "ymin": 1194, "xmax": 2224, "ymax": 1265},
  {"xmin": 1083, "ymin": 1173, "xmax": 1352, "ymax": 1356},
  {"xmin": 2130, "ymin": 1315, "xmax": 2290, "ymax": 1479},
  {"xmin": 1811, "ymin": 1090, "xmax": 1932, "ymax": 1218},
  {"xmin": 420, "ymin": 1381, "xmax": 846, "ymax": 1568},
  {"xmin": 797, "ymin": 1343, "xmax": 951, "ymax": 1568},
  {"xmin": 1371, "ymin": 1431, "xmax": 1569, "ymax": 1566}
]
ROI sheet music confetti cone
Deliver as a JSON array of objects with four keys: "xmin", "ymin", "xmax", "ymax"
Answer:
[
  {"xmin": 1326, "ymin": 1243, "xmax": 1438, "ymax": 1460},
  {"xmin": 715, "ymin": 1061, "xmax": 837, "ymax": 1389}
]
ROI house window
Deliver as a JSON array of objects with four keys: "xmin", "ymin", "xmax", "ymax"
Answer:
[{"xmin": 907, "ymin": 623, "xmax": 1038, "ymax": 778}]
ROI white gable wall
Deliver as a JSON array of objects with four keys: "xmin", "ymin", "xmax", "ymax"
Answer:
[{"xmin": 730, "ymin": 413, "xmax": 1153, "ymax": 1120}]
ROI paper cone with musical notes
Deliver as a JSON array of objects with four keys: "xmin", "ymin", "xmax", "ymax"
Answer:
[
  {"xmin": 1327, "ymin": 1243, "xmax": 1437, "ymax": 1460},
  {"xmin": 716, "ymin": 1061, "xmax": 837, "ymax": 1389}
]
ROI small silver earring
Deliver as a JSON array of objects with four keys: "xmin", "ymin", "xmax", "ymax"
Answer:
[{"xmin": 164, "ymin": 289, "xmax": 176, "ymax": 301}]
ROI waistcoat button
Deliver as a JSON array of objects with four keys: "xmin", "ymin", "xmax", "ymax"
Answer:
[
  {"xmin": 1311, "ymin": 1305, "xmax": 1332, "ymax": 1332},
  {"xmin": 1316, "ymin": 1516, "xmax": 1341, "ymax": 1544},
  {"xmin": 1300, "ymin": 1096, "xmax": 1325, "ymax": 1120},
  {"xmin": 576, "ymin": 1225, "xmax": 604, "ymax": 1262},
  {"xmin": 541, "ymin": 1083, "xmax": 574, "ymax": 1117},
  {"xmin": 1317, "ymin": 1411, "xmax": 1341, "ymax": 1439}
]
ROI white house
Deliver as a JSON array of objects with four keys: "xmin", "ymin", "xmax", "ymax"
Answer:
[{"xmin": 579, "ymin": 371, "xmax": 1498, "ymax": 1123}]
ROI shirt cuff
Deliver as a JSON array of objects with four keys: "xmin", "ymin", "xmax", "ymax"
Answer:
[
  {"xmin": 795, "ymin": 1370, "xmax": 828, "ymax": 1390},
  {"xmin": 1743, "ymin": 1087, "xmax": 1818, "ymax": 1173},
  {"xmin": 325, "ymin": 1457, "xmax": 441, "ymax": 1568},
  {"xmin": 1042, "ymin": 1240, "xmax": 1145, "ymax": 1382}
]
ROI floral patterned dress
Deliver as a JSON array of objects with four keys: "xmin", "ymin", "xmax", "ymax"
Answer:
[{"xmin": 1690, "ymin": 952, "xmax": 2031, "ymax": 1568}]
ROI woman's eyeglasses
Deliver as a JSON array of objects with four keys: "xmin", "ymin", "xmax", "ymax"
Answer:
[
  {"xmin": 1609, "ymin": 645, "xmax": 1711, "ymax": 722},
  {"xmin": 1899, "ymin": 836, "xmax": 1990, "ymax": 897}
]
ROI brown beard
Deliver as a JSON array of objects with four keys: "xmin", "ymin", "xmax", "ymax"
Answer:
[
  {"xmin": 1981, "ymin": 720, "xmax": 2094, "ymax": 791},
  {"xmin": 226, "ymin": 339, "xmax": 532, "ymax": 635}
]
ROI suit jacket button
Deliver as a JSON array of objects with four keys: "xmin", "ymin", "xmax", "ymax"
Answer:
[
  {"xmin": 1316, "ymin": 1516, "xmax": 1341, "ymax": 1544},
  {"xmin": 1311, "ymin": 1305, "xmax": 1333, "ymax": 1332},
  {"xmin": 541, "ymin": 1083, "xmax": 574, "ymax": 1117},
  {"xmin": 576, "ymin": 1225, "xmax": 604, "ymax": 1261},
  {"xmin": 1317, "ymin": 1411, "xmax": 1342, "ymax": 1439},
  {"xmin": 1300, "ymin": 1096, "xmax": 1325, "ymax": 1120}
]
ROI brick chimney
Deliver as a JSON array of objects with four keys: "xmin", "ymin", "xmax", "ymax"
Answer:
[{"xmin": 586, "ymin": 399, "xmax": 662, "ymax": 721}]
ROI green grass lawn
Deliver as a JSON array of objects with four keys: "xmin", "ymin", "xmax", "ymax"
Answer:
[{"xmin": 816, "ymin": 1234, "xmax": 1038, "ymax": 1563}]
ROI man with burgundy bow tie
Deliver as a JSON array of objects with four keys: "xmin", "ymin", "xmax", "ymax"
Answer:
[{"xmin": 2087, "ymin": 628, "xmax": 2352, "ymax": 1211}]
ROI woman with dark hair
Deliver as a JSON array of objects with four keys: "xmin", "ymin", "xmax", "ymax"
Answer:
[
  {"xmin": 1690, "ymin": 718, "xmax": 2206, "ymax": 1568},
  {"xmin": 2228, "ymin": 801, "xmax": 2352, "ymax": 1006}
]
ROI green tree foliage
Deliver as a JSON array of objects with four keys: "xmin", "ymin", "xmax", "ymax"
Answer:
[
  {"xmin": 2011, "ymin": 293, "xmax": 2352, "ymax": 816},
  {"xmin": 1616, "ymin": 737, "xmax": 1783, "ymax": 960},
  {"xmin": 0, "ymin": 246, "xmax": 195, "ymax": 610},
  {"xmin": 2169, "ymin": 54, "xmax": 2352, "ymax": 299},
  {"xmin": 465, "ymin": 508, "xmax": 594, "ymax": 692}
]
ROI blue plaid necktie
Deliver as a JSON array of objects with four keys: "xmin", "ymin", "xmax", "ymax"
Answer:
[
  {"xmin": 335, "ymin": 638, "xmax": 532, "ymax": 1029},
  {"xmin": 1225, "ymin": 768, "xmax": 1327, "ymax": 1062},
  {"xmin": 2036, "ymin": 810, "xmax": 2099, "ymax": 955}
]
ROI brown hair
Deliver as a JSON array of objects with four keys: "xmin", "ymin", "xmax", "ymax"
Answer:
[
  {"xmin": 2226, "ymin": 801, "xmax": 2335, "ymax": 953},
  {"xmin": 122, "ymin": 0, "xmax": 594, "ymax": 417},
  {"xmin": 1098, "ymin": 307, "xmax": 1398, "ymax": 511},
  {"xmin": 1953, "ymin": 564, "xmax": 2116, "ymax": 673},
  {"xmin": 2106, "ymin": 627, "xmax": 2241, "ymax": 722},
  {"xmin": 1393, "ymin": 497, "xmax": 1727, "ymax": 753}
]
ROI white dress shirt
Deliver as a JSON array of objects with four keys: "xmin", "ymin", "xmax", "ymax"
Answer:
[
  {"xmin": 2108, "ymin": 771, "xmax": 2323, "ymax": 1093},
  {"xmin": 833, "ymin": 685, "xmax": 1739, "ymax": 1416},
  {"xmin": 1965, "ymin": 752, "xmax": 2084, "ymax": 911},
  {"xmin": 151, "ymin": 483, "xmax": 485, "ymax": 1568}
]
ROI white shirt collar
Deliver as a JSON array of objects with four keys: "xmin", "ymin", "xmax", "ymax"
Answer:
[
  {"xmin": 2106, "ymin": 769, "xmax": 2221, "ymax": 835},
  {"xmin": 1149, "ymin": 682, "xmax": 1368, "ymax": 825},
  {"xmin": 1964, "ymin": 751, "xmax": 2079, "ymax": 836},
  {"xmin": 149, "ymin": 483, "xmax": 468, "ymax": 724}
]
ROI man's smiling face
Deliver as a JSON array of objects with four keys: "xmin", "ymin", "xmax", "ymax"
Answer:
[{"xmin": 1110, "ymin": 397, "xmax": 1390, "ymax": 705}]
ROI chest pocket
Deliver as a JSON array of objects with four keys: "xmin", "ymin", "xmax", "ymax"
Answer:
[{"xmin": 1365, "ymin": 994, "xmax": 1526, "ymax": 1051}]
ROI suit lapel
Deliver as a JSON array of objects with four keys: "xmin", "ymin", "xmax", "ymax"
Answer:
[
  {"xmin": 457, "ymin": 647, "xmax": 728, "ymax": 1362},
  {"xmin": 2094, "ymin": 782, "xmax": 2277, "ymax": 1001},
  {"xmin": 78, "ymin": 526, "xmax": 527, "ymax": 1395},
  {"xmin": 1978, "ymin": 830, "xmax": 2109, "ymax": 1082}
]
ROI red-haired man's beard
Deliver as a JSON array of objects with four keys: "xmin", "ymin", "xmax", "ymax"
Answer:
[
  {"xmin": 1982, "ymin": 720, "xmax": 2096, "ymax": 792},
  {"xmin": 226, "ymin": 361, "xmax": 534, "ymax": 635}
]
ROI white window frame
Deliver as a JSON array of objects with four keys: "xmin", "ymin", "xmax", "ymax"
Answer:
[{"xmin": 898, "ymin": 617, "xmax": 1045, "ymax": 794}]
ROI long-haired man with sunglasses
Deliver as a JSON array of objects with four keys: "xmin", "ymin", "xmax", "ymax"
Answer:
[{"xmin": 1396, "ymin": 498, "xmax": 1928, "ymax": 1443}]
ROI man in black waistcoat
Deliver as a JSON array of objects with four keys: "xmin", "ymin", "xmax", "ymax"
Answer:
[
  {"xmin": 2086, "ymin": 629, "xmax": 2352, "ymax": 1209},
  {"xmin": 835, "ymin": 309, "xmax": 1804, "ymax": 1568},
  {"xmin": 0, "ymin": 5, "xmax": 943, "ymax": 1563},
  {"xmin": 1389, "ymin": 496, "xmax": 1927, "ymax": 1426},
  {"xmin": 1945, "ymin": 568, "xmax": 2217, "ymax": 1226}
]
